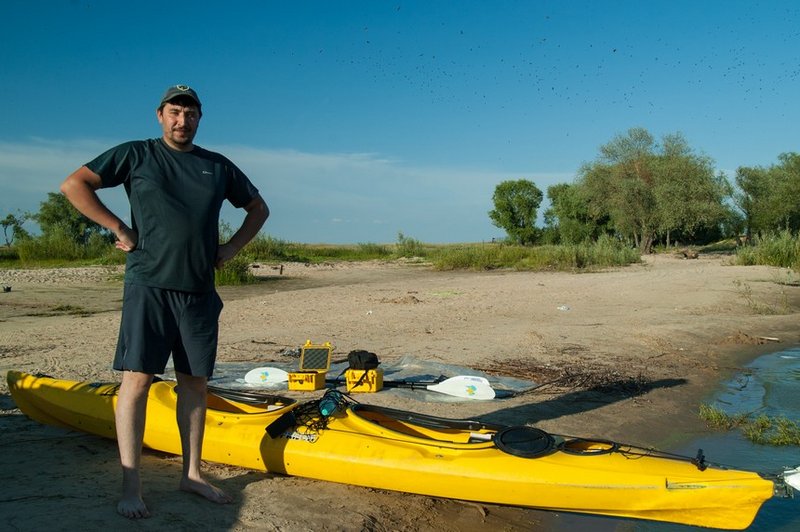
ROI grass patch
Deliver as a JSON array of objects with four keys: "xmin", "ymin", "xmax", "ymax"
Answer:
[
  {"xmin": 699, "ymin": 239, "xmax": 740, "ymax": 253},
  {"xmin": 698, "ymin": 404, "xmax": 749, "ymax": 430},
  {"xmin": 215, "ymin": 255, "xmax": 258, "ymax": 286},
  {"xmin": 27, "ymin": 304, "xmax": 96, "ymax": 317},
  {"xmin": 429, "ymin": 290, "xmax": 463, "ymax": 298},
  {"xmin": 2, "ymin": 230, "xmax": 640, "ymax": 274},
  {"xmin": 699, "ymin": 404, "xmax": 800, "ymax": 446},
  {"xmin": 237, "ymin": 232, "xmax": 642, "ymax": 271},
  {"xmin": 394, "ymin": 232, "xmax": 427, "ymax": 258},
  {"xmin": 735, "ymin": 230, "xmax": 800, "ymax": 270},
  {"xmin": 431, "ymin": 235, "xmax": 640, "ymax": 271},
  {"xmin": 14, "ymin": 230, "xmax": 124, "ymax": 265},
  {"xmin": 0, "ymin": 245, "xmax": 19, "ymax": 263},
  {"xmin": 51, "ymin": 304, "xmax": 85, "ymax": 313},
  {"xmin": 243, "ymin": 234, "xmax": 395, "ymax": 263},
  {"xmin": 732, "ymin": 279, "xmax": 791, "ymax": 315},
  {"xmin": 743, "ymin": 415, "xmax": 800, "ymax": 446}
]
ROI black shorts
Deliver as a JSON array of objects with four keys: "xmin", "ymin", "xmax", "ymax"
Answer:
[{"xmin": 114, "ymin": 283, "xmax": 223, "ymax": 377}]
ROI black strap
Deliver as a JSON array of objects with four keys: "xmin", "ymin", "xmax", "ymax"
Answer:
[{"xmin": 351, "ymin": 369, "xmax": 369, "ymax": 389}]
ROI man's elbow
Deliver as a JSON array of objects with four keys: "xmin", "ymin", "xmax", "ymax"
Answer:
[
  {"xmin": 61, "ymin": 167, "xmax": 100, "ymax": 198},
  {"xmin": 60, "ymin": 175, "xmax": 83, "ymax": 200},
  {"xmin": 249, "ymin": 196, "xmax": 270, "ymax": 222},
  {"xmin": 60, "ymin": 175, "xmax": 74, "ymax": 196}
]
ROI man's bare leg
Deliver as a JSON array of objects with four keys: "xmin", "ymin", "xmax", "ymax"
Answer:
[
  {"xmin": 175, "ymin": 372, "xmax": 232, "ymax": 504},
  {"xmin": 115, "ymin": 370, "xmax": 154, "ymax": 519}
]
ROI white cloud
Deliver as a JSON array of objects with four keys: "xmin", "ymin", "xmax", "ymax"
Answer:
[
  {"xmin": 0, "ymin": 138, "xmax": 131, "ymax": 231},
  {"xmin": 0, "ymin": 138, "xmax": 575, "ymax": 243},
  {"xmin": 0, "ymin": 138, "xmax": 109, "ymax": 193}
]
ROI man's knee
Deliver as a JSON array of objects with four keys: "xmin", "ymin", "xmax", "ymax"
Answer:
[
  {"xmin": 175, "ymin": 372, "xmax": 208, "ymax": 397},
  {"xmin": 120, "ymin": 371, "xmax": 154, "ymax": 395}
]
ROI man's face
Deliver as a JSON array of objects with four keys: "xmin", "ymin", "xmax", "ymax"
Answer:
[{"xmin": 157, "ymin": 102, "xmax": 200, "ymax": 151}]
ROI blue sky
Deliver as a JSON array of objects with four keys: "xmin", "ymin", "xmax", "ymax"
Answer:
[{"xmin": 2, "ymin": 1, "xmax": 799, "ymax": 244}]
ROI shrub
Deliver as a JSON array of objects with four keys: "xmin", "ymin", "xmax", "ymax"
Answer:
[
  {"xmin": 431, "ymin": 237, "xmax": 639, "ymax": 272},
  {"xmin": 735, "ymin": 230, "xmax": 800, "ymax": 270},
  {"xmin": 395, "ymin": 232, "xmax": 426, "ymax": 258},
  {"xmin": 215, "ymin": 255, "xmax": 256, "ymax": 286}
]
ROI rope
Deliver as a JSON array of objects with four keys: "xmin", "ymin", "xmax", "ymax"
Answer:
[{"xmin": 289, "ymin": 390, "xmax": 358, "ymax": 436}]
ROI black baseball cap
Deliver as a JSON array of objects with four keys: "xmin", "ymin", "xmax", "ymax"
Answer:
[{"xmin": 159, "ymin": 84, "xmax": 202, "ymax": 110}]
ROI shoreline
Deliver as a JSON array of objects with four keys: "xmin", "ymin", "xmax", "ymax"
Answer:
[{"xmin": 1, "ymin": 255, "xmax": 798, "ymax": 530}]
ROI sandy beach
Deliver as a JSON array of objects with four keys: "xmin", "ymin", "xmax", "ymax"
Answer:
[{"xmin": 1, "ymin": 253, "xmax": 798, "ymax": 531}]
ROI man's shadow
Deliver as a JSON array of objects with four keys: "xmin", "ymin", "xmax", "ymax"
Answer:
[{"xmin": 479, "ymin": 377, "xmax": 688, "ymax": 427}]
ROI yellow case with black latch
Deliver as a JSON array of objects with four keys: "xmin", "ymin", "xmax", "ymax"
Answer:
[
  {"xmin": 345, "ymin": 368, "xmax": 384, "ymax": 393},
  {"xmin": 287, "ymin": 340, "xmax": 333, "ymax": 391}
]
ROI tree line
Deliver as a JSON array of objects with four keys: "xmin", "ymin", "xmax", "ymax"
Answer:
[
  {"xmin": 2, "ymin": 192, "xmax": 112, "ymax": 247},
  {"xmin": 2, "ymin": 126, "xmax": 798, "ymax": 255},
  {"xmin": 490, "ymin": 127, "xmax": 800, "ymax": 253}
]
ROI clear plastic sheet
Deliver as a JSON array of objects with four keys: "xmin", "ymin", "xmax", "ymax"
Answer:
[{"xmin": 171, "ymin": 354, "xmax": 539, "ymax": 402}]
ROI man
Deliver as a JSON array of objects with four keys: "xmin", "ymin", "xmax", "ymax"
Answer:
[{"xmin": 60, "ymin": 85, "xmax": 268, "ymax": 519}]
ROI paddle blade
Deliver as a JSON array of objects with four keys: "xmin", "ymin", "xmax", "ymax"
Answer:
[
  {"xmin": 784, "ymin": 467, "xmax": 800, "ymax": 491},
  {"xmin": 244, "ymin": 367, "xmax": 289, "ymax": 385},
  {"xmin": 426, "ymin": 376, "xmax": 496, "ymax": 400}
]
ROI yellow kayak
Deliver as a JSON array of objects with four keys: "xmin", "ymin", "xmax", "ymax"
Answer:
[{"xmin": 6, "ymin": 370, "xmax": 787, "ymax": 530}]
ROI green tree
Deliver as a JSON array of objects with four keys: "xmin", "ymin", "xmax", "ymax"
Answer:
[
  {"xmin": 653, "ymin": 134, "xmax": 730, "ymax": 246},
  {"xmin": 771, "ymin": 152, "xmax": 800, "ymax": 231},
  {"xmin": 734, "ymin": 153, "xmax": 800, "ymax": 236},
  {"xmin": 33, "ymin": 192, "xmax": 110, "ymax": 244},
  {"xmin": 488, "ymin": 179, "xmax": 543, "ymax": 245},
  {"xmin": 734, "ymin": 166, "xmax": 772, "ymax": 237},
  {"xmin": 579, "ymin": 128, "xmax": 659, "ymax": 252},
  {"xmin": 1, "ymin": 212, "xmax": 30, "ymax": 245},
  {"xmin": 579, "ymin": 128, "xmax": 730, "ymax": 252},
  {"xmin": 544, "ymin": 183, "xmax": 608, "ymax": 244}
]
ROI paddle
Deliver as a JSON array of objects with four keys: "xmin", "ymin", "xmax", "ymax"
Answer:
[
  {"xmin": 383, "ymin": 375, "xmax": 496, "ymax": 400},
  {"xmin": 242, "ymin": 367, "xmax": 289, "ymax": 385},
  {"xmin": 784, "ymin": 467, "xmax": 800, "ymax": 491},
  {"xmin": 240, "ymin": 366, "xmax": 498, "ymax": 400},
  {"xmin": 330, "ymin": 374, "xmax": 497, "ymax": 400}
]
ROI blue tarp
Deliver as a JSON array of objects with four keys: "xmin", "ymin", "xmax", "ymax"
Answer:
[{"xmin": 179, "ymin": 354, "xmax": 538, "ymax": 402}]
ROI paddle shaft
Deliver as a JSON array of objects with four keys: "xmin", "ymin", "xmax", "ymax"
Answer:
[{"xmin": 326, "ymin": 377, "xmax": 446, "ymax": 389}]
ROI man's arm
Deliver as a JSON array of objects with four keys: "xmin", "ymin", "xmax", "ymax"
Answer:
[
  {"xmin": 216, "ymin": 194, "xmax": 269, "ymax": 268},
  {"xmin": 60, "ymin": 166, "xmax": 138, "ymax": 251}
]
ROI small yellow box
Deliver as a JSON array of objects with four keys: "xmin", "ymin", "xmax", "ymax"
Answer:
[
  {"xmin": 288, "ymin": 370, "xmax": 327, "ymax": 391},
  {"xmin": 345, "ymin": 368, "xmax": 384, "ymax": 393}
]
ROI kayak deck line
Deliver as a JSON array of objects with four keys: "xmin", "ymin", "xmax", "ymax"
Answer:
[{"xmin": 7, "ymin": 370, "xmax": 794, "ymax": 530}]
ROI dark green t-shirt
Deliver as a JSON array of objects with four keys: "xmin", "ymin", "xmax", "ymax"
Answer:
[{"xmin": 86, "ymin": 138, "xmax": 259, "ymax": 293}]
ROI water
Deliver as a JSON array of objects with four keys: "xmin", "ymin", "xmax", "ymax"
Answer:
[{"xmin": 553, "ymin": 348, "xmax": 800, "ymax": 531}]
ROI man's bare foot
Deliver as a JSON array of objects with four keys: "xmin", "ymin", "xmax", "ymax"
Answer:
[
  {"xmin": 117, "ymin": 495, "xmax": 150, "ymax": 519},
  {"xmin": 180, "ymin": 477, "xmax": 233, "ymax": 504}
]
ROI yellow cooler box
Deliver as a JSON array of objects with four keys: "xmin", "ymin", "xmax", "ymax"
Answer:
[
  {"xmin": 288, "ymin": 371, "xmax": 327, "ymax": 391},
  {"xmin": 345, "ymin": 368, "xmax": 384, "ymax": 393}
]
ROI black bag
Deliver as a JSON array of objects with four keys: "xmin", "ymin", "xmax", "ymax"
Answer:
[{"xmin": 347, "ymin": 350, "xmax": 380, "ymax": 370}]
